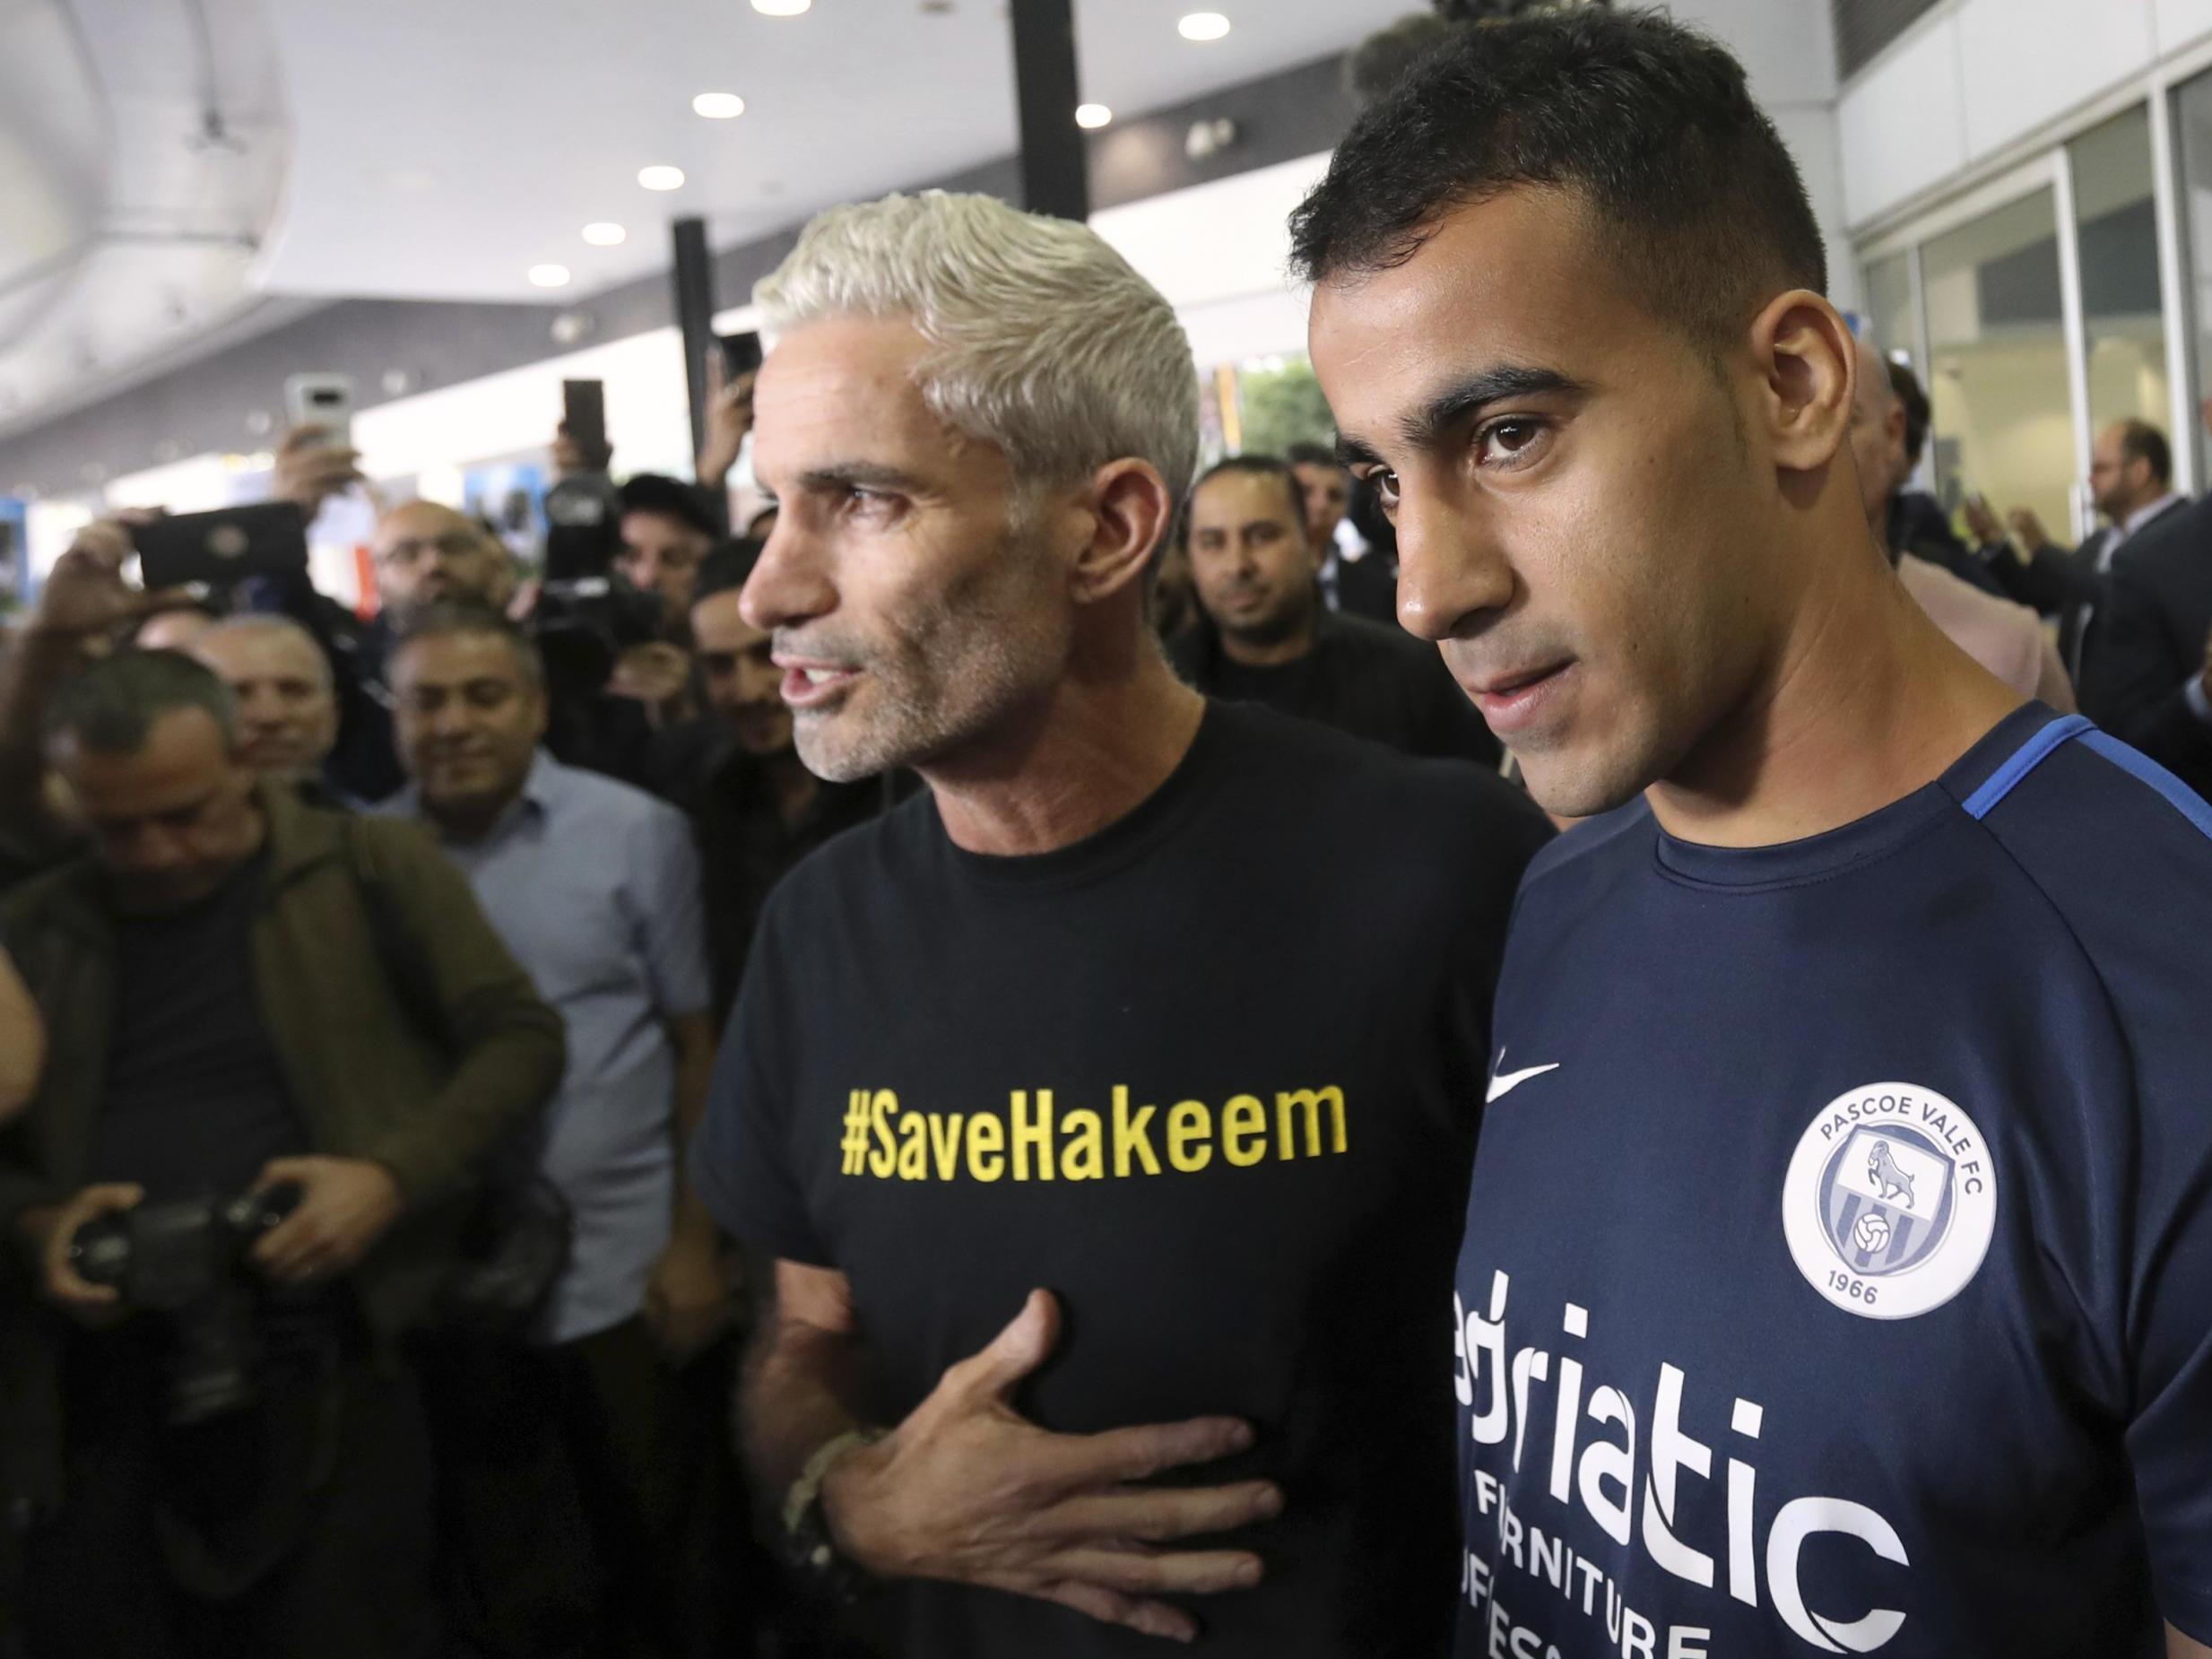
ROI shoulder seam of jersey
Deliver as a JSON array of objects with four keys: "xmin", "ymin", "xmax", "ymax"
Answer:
[{"xmin": 1959, "ymin": 713, "xmax": 2094, "ymax": 820}]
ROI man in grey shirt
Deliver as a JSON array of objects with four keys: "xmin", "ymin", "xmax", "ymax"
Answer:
[{"xmin": 384, "ymin": 599, "xmax": 736, "ymax": 1657}]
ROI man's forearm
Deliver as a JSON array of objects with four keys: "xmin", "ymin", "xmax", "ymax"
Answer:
[{"xmin": 742, "ymin": 1314, "xmax": 879, "ymax": 1501}]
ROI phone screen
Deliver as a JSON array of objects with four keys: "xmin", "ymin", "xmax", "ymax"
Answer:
[
  {"xmin": 718, "ymin": 333, "xmax": 763, "ymax": 381},
  {"xmin": 562, "ymin": 379, "xmax": 608, "ymax": 459}
]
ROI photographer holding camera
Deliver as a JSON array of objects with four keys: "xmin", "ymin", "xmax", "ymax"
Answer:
[{"xmin": 0, "ymin": 554, "xmax": 564, "ymax": 1656}]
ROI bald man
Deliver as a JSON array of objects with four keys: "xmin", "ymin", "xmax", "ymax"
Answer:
[
  {"xmin": 193, "ymin": 615, "xmax": 343, "ymax": 788},
  {"xmin": 1845, "ymin": 334, "xmax": 2075, "ymax": 710}
]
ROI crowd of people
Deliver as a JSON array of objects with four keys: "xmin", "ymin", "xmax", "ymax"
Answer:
[{"xmin": 3, "ymin": 7, "xmax": 2212, "ymax": 1659}]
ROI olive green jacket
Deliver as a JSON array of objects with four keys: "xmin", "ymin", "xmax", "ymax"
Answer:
[{"xmin": 0, "ymin": 782, "xmax": 565, "ymax": 1505}]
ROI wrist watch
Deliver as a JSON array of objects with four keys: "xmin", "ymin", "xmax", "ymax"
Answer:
[{"xmin": 781, "ymin": 1426, "xmax": 889, "ymax": 1603}]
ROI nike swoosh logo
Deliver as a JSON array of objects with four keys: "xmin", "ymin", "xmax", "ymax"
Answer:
[{"xmin": 1486, "ymin": 1063, "xmax": 1560, "ymax": 1103}]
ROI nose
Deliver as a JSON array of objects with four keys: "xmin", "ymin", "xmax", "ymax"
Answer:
[
  {"xmin": 740, "ymin": 519, "xmax": 836, "ymax": 634},
  {"xmin": 1392, "ymin": 487, "xmax": 1514, "ymax": 644}
]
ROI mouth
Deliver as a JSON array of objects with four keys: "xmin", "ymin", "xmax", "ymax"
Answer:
[
  {"xmin": 774, "ymin": 657, "xmax": 862, "ymax": 710},
  {"xmin": 1462, "ymin": 659, "xmax": 1575, "ymax": 736}
]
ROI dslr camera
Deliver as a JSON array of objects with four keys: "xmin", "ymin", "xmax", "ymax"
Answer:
[{"xmin": 69, "ymin": 1184, "xmax": 301, "ymax": 1425}]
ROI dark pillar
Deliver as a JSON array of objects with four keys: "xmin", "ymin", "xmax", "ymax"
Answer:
[
  {"xmin": 1009, "ymin": 0, "xmax": 1089, "ymax": 221},
  {"xmin": 671, "ymin": 216, "xmax": 716, "ymax": 464}
]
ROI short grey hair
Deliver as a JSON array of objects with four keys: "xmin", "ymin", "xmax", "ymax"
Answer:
[
  {"xmin": 194, "ymin": 614, "xmax": 335, "ymax": 691},
  {"xmin": 756, "ymin": 191, "xmax": 1201, "ymax": 505},
  {"xmin": 44, "ymin": 648, "xmax": 238, "ymax": 756},
  {"xmin": 391, "ymin": 598, "xmax": 545, "ymax": 688}
]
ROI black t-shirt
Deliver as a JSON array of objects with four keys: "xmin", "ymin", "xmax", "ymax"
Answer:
[
  {"xmin": 1171, "ymin": 611, "xmax": 1503, "ymax": 769},
  {"xmin": 696, "ymin": 702, "xmax": 1552, "ymax": 1658},
  {"xmin": 91, "ymin": 853, "xmax": 308, "ymax": 1201}
]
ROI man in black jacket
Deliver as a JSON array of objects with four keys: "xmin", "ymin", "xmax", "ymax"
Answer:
[
  {"xmin": 1167, "ymin": 456, "xmax": 1501, "ymax": 767},
  {"xmin": 1970, "ymin": 418, "xmax": 2185, "ymax": 681},
  {"xmin": 2079, "ymin": 490, "xmax": 2212, "ymax": 803}
]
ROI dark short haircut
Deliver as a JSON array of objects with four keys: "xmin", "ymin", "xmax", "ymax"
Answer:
[
  {"xmin": 1885, "ymin": 358, "xmax": 1931, "ymax": 470},
  {"xmin": 2117, "ymin": 419, "xmax": 2171, "ymax": 487},
  {"xmin": 391, "ymin": 598, "xmax": 545, "ymax": 687},
  {"xmin": 692, "ymin": 538, "xmax": 765, "ymax": 606},
  {"xmin": 43, "ymin": 648, "xmax": 237, "ymax": 756},
  {"xmin": 1290, "ymin": 7, "xmax": 1828, "ymax": 360},
  {"xmin": 1284, "ymin": 441, "xmax": 1347, "ymax": 474},
  {"xmin": 617, "ymin": 474, "xmax": 720, "ymax": 539},
  {"xmin": 1190, "ymin": 455, "xmax": 1308, "ymax": 534}
]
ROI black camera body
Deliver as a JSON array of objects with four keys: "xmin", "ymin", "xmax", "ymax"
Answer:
[{"xmin": 70, "ymin": 1184, "xmax": 301, "ymax": 1424}]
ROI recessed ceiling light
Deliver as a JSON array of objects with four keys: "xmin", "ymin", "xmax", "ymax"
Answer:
[
  {"xmin": 751, "ymin": 0, "xmax": 810, "ymax": 13},
  {"xmin": 529, "ymin": 264, "xmax": 572, "ymax": 288},
  {"xmin": 1076, "ymin": 103, "xmax": 1113, "ymax": 129},
  {"xmin": 638, "ymin": 165, "xmax": 686, "ymax": 191},
  {"xmin": 692, "ymin": 91, "xmax": 746, "ymax": 118},
  {"xmin": 1178, "ymin": 11, "xmax": 1230, "ymax": 41},
  {"xmin": 582, "ymin": 221, "xmax": 628, "ymax": 246}
]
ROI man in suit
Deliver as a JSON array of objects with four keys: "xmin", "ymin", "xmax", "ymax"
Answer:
[
  {"xmin": 2079, "ymin": 491, "xmax": 2212, "ymax": 803},
  {"xmin": 1968, "ymin": 419, "xmax": 2185, "ymax": 681}
]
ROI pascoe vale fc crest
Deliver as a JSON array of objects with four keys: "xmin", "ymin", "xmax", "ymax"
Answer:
[{"xmin": 1783, "ymin": 1081, "xmax": 1998, "ymax": 1320}]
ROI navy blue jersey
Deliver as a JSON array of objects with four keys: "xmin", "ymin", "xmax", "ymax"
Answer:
[{"xmin": 1455, "ymin": 706, "xmax": 2212, "ymax": 1658}]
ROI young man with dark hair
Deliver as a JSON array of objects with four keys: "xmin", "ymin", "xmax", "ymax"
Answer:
[
  {"xmin": 1169, "ymin": 456, "xmax": 1501, "ymax": 767},
  {"xmin": 617, "ymin": 473, "xmax": 724, "ymax": 626},
  {"xmin": 1297, "ymin": 9, "xmax": 2212, "ymax": 1657},
  {"xmin": 643, "ymin": 543, "xmax": 882, "ymax": 1019}
]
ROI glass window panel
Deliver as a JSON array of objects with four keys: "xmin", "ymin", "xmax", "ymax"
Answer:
[
  {"xmin": 1921, "ymin": 187, "xmax": 2074, "ymax": 535},
  {"xmin": 2070, "ymin": 107, "xmax": 2169, "ymax": 476},
  {"xmin": 2170, "ymin": 71, "xmax": 2212, "ymax": 484},
  {"xmin": 1861, "ymin": 252, "xmax": 1919, "ymax": 375}
]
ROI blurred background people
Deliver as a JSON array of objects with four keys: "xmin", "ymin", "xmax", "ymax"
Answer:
[
  {"xmin": 1968, "ymin": 418, "xmax": 2185, "ymax": 683},
  {"xmin": 1846, "ymin": 334, "xmax": 2074, "ymax": 709},
  {"xmin": 190, "ymin": 615, "xmax": 343, "ymax": 795},
  {"xmin": 1286, "ymin": 439, "xmax": 1397, "ymax": 623},
  {"xmin": 643, "ymin": 543, "xmax": 881, "ymax": 1021},
  {"xmin": 383, "ymin": 600, "xmax": 744, "ymax": 1658},
  {"xmin": 2079, "ymin": 485, "xmax": 2212, "ymax": 804},
  {"xmin": 1168, "ymin": 454, "xmax": 1504, "ymax": 764},
  {"xmin": 1, "ymin": 645, "xmax": 561, "ymax": 1658}
]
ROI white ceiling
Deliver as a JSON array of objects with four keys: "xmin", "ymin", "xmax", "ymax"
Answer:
[
  {"xmin": 0, "ymin": 0, "xmax": 289, "ymax": 434},
  {"xmin": 0, "ymin": 0, "xmax": 1408, "ymax": 438},
  {"xmin": 260, "ymin": 0, "xmax": 1410, "ymax": 300}
]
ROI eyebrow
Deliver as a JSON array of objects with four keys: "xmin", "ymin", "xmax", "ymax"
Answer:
[
  {"xmin": 793, "ymin": 461, "xmax": 922, "ymax": 495},
  {"xmin": 1338, "ymin": 365, "xmax": 1587, "ymax": 468}
]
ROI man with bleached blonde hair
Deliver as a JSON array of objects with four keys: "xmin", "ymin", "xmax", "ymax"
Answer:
[{"xmin": 693, "ymin": 190, "xmax": 1550, "ymax": 1657}]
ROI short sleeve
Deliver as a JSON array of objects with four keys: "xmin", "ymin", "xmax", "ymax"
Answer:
[
  {"xmin": 626, "ymin": 802, "xmax": 712, "ymax": 1020},
  {"xmin": 2122, "ymin": 1036, "xmax": 2212, "ymax": 1643},
  {"xmin": 2023, "ymin": 765, "xmax": 2212, "ymax": 1640},
  {"xmin": 690, "ymin": 896, "xmax": 835, "ymax": 1266}
]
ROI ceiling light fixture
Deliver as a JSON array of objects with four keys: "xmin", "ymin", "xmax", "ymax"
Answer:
[
  {"xmin": 1076, "ymin": 103, "xmax": 1113, "ymax": 129},
  {"xmin": 529, "ymin": 264, "xmax": 572, "ymax": 288},
  {"xmin": 751, "ymin": 0, "xmax": 811, "ymax": 14},
  {"xmin": 692, "ymin": 91, "xmax": 746, "ymax": 118},
  {"xmin": 638, "ymin": 164, "xmax": 686, "ymax": 191},
  {"xmin": 1178, "ymin": 12, "xmax": 1230, "ymax": 41},
  {"xmin": 582, "ymin": 221, "xmax": 628, "ymax": 246}
]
